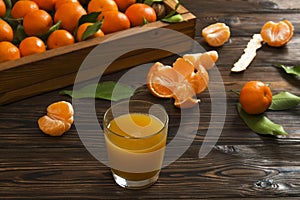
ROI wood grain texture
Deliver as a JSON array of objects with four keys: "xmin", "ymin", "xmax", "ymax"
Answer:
[{"xmin": 0, "ymin": 0, "xmax": 300, "ymax": 199}]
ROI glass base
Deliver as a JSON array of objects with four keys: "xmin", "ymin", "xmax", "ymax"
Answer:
[{"xmin": 112, "ymin": 171, "xmax": 159, "ymax": 190}]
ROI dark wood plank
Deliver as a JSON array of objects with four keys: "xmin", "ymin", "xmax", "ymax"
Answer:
[{"xmin": 0, "ymin": 0, "xmax": 300, "ymax": 199}]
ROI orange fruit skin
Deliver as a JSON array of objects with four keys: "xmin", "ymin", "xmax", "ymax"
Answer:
[
  {"xmin": 19, "ymin": 36, "xmax": 46, "ymax": 57},
  {"xmin": 239, "ymin": 81, "xmax": 272, "ymax": 115},
  {"xmin": 38, "ymin": 101, "xmax": 74, "ymax": 136},
  {"xmin": 54, "ymin": 2, "xmax": 87, "ymax": 33},
  {"xmin": 0, "ymin": 41, "xmax": 20, "ymax": 63},
  {"xmin": 31, "ymin": 0, "xmax": 56, "ymax": 11},
  {"xmin": 23, "ymin": 9, "xmax": 53, "ymax": 36},
  {"xmin": 11, "ymin": 0, "xmax": 39, "ymax": 19},
  {"xmin": 114, "ymin": 0, "xmax": 136, "ymax": 12},
  {"xmin": 202, "ymin": 22, "xmax": 230, "ymax": 47},
  {"xmin": 0, "ymin": 19, "xmax": 14, "ymax": 42},
  {"xmin": 260, "ymin": 20, "xmax": 294, "ymax": 47},
  {"xmin": 0, "ymin": 0, "xmax": 7, "ymax": 18},
  {"xmin": 55, "ymin": 0, "xmax": 79, "ymax": 10},
  {"xmin": 125, "ymin": 3, "xmax": 157, "ymax": 27},
  {"xmin": 97, "ymin": 11, "xmax": 130, "ymax": 34},
  {"xmin": 76, "ymin": 22, "xmax": 104, "ymax": 42},
  {"xmin": 87, "ymin": 0, "xmax": 118, "ymax": 13},
  {"xmin": 47, "ymin": 29, "xmax": 75, "ymax": 49}
]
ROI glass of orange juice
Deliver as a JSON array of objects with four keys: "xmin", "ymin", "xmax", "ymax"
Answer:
[{"xmin": 103, "ymin": 100, "xmax": 168, "ymax": 189}]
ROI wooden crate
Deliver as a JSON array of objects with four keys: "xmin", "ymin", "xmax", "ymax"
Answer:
[{"xmin": 0, "ymin": 0, "xmax": 196, "ymax": 105}]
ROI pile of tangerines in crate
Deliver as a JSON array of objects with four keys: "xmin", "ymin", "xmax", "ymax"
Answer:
[{"xmin": 0, "ymin": 0, "xmax": 164, "ymax": 63}]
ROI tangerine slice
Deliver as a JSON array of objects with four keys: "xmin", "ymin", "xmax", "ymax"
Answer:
[
  {"xmin": 187, "ymin": 66, "xmax": 209, "ymax": 94},
  {"xmin": 183, "ymin": 50, "xmax": 218, "ymax": 70},
  {"xmin": 172, "ymin": 57, "xmax": 195, "ymax": 78},
  {"xmin": 260, "ymin": 20, "xmax": 294, "ymax": 47},
  {"xmin": 202, "ymin": 23, "xmax": 230, "ymax": 47},
  {"xmin": 38, "ymin": 115, "xmax": 71, "ymax": 136},
  {"xmin": 147, "ymin": 58, "xmax": 205, "ymax": 109},
  {"xmin": 147, "ymin": 62, "xmax": 178, "ymax": 98},
  {"xmin": 38, "ymin": 101, "xmax": 74, "ymax": 136},
  {"xmin": 47, "ymin": 101, "xmax": 74, "ymax": 124}
]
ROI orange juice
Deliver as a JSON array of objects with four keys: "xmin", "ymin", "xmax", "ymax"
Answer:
[{"xmin": 104, "ymin": 113, "xmax": 167, "ymax": 181}]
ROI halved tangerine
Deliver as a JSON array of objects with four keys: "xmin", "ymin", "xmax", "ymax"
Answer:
[
  {"xmin": 147, "ymin": 56, "xmax": 209, "ymax": 108},
  {"xmin": 260, "ymin": 19, "xmax": 294, "ymax": 47}
]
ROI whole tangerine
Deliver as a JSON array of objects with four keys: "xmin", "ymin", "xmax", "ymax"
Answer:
[
  {"xmin": 47, "ymin": 29, "xmax": 75, "ymax": 49},
  {"xmin": 0, "ymin": 19, "xmax": 13, "ymax": 42},
  {"xmin": 97, "ymin": 11, "xmax": 130, "ymax": 34},
  {"xmin": 87, "ymin": 0, "xmax": 118, "ymax": 13},
  {"xmin": 125, "ymin": 3, "xmax": 157, "ymax": 27},
  {"xmin": 0, "ymin": 41, "xmax": 20, "ymax": 63},
  {"xmin": 0, "ymin": 0, "xmax": 6, "ymax": 18},
  {"xmin": 19, "ymin": 36, "xmax": 46, "ymax": 57},
  {"xmin": 76, "ymin": 22, "xmax": 104, "ymax": 42},
  {"xmin": 239, "ymin": 81, "xmax": 272, "ymax": 115},
  {"xmin": 114, "ymin": 0, "xmax": 136, "ymax": 12},
  {"xmin": 31, "ymin": 0, "xmax": 56, "ymax": 11},
  {"xmin": 23, "ymin": 9, "xmax": 53, "ymax": 36},
  {"xmin": 11, "ymin": 0, "xmax": 39, "ymax": 19},
  {"xmin": 55, "ymin": 0, "xmax": 79, "ymax": 10},
  {"xmin": 54, "ymin": 2, "xmax": 87, "ymax": 33}
]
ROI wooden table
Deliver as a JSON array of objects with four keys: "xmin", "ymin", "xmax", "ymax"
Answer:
[{"xmin": 1, "ymin": 0, "xmax": 299, "ymax": 199}]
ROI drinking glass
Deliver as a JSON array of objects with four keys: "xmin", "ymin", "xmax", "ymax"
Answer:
[{"xmin": 103, "ymin": 100, "xmax": 168, "ymax": 189}]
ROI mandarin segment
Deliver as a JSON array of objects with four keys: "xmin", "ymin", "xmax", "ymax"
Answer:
[
  {"xmin": 147, "ymin": 55, "xmax": 210, "ymax": 109},
  {"xmin": 183, "ymin": 51, "xmax": 219, "ymax": 70},
  {"xmin": 147, "ymin": 62, "xmax": 177, "ymax": 98},
  {"xmin": 260, "ymin": 20, "xmax": 294, "ymax": 47},
  {"xmin": 38, "ymin": 115, "xmax": 71, "ymax": 136},
  {"xmin": 38, "ymin": 101, "xmax": 74, "ymax": 136},
  {"xmin": 202, "ymin": 22, "xmax": 230, "ymax": 47},
  {"xmin": 47, "ymin": 101, "xmax": 74, "ymax": 123}
]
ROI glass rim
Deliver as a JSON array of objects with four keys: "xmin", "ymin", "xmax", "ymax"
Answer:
[{"xmin": 103, "ymin": 100, "xmax": 168, "ymax": 139}]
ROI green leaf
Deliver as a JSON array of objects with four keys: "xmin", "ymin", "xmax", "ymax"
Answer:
[
  {"xmin": 4, "ymin": 0, "xmax": 12, "ymax": 9},
  {"xmin": 142, "ymin": 16, "xmax": 149, "ymax": 25},
  {"xmin": 275, "ymin": 63, "xmax": 300, "ymax": 77},
  {"xmin": 59, "ymin": 81, "xmax": 135, "ymax": 101},
  {"xmin": 161, "ymin": 1, "xmax": 183, "ymax": 23},
  {"xmin": 237, "ymin": 103, "xmax": 288, "ymax": 136},
  {"xmin": 81, "ymin": 19, "xmax": 103, "ymax": 41},
  {"xmin": 161, "ymin": 13, "xmax": 183, "ymax": 23},
  {"xmin": 269, "ymin": 91, "xmax": 300, "ymax": 110},
  {"xmin": 78, "ymin": 12, "xmax": 101, "ymax": 26},
  {"xmin": 40, "ymin": 20, "xmax": 61, "ymax": 41},
  {"xmin": 14, "ymin": 24, "xmax": 27, "ymax": 44}
]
